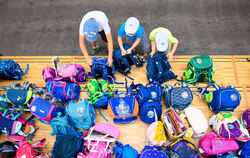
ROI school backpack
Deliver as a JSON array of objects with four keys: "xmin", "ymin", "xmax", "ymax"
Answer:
[
  {"xmin": 65, "ymin": 99, "xmax": 95, "ymax": 130},
  {"xmin": 209, "ymin": 112, "xmax": 250, "ymax": 141},
  {"xmin": 146, "ymin": 52, "xmax": 177, "ymax": 84},
  {"xmin": 237, "ymin": 140, "xmax": 250, "ymax": 158},
  {"xmin": 90, "ymin": 57, "xmax": 115, "ymax": 83},
  {"xmin": 139, "ymin": 100, "xmax": 162, "ymax": 124},
  {"xmin": 52, "ymin": 131, "xmax": 85, "ymax": 158},
  {"xmin": 83, "ymin": 123, "xmax": 120, "ymax": 158},
  {"xmin": 113, "ymin": 44, "xmax": 144, "ymax": 75},
  {"xmin": 108, "ymin": 91, "xmax": 139, "ymax": 124},
  {"xmin": 199, "ymin": 132, "xmax": 239, "ymax": 157},
  {"xmin": 0, "ymin": 60, "xmax": 29, "ymax": 80},
  {"xmin": 0, "ymin": 141, "xmax": 17, "ymax": 158},
  {"xmin": 166, "ymin": 139, "xmax": 200, "ymax": 158},
  {"xmin": 42, "ymin": 64, "xmax": 87, "ymax": 83},
  {"xmin": 241, "ymin": 109, "xmax": 250, "ymax": 132},
  {"xmin": 140, "ymin": 146, "xmax": 169, "ymax": 158},
  {"xmin": 198, "ymin": 83, "xmax": 241, "ymax": 112},
  {"xmin": 146, "ymin": 121, "xmax": 166, "ymax": 146},
  {"xmin": 46, "ymin": 80, "xmax": 81, "ymax": 102},
  {"xmin": 29, "ymin": 97, "xmax": 64, "ymax": 124},
  {"xmin": 114, "ymin": 141, "xmax": 138, "ymax": 158},
  {"xmin": 163, "ymin": 83, "xmax": 193, "ymax": 110},
  {"xmin": 50, "ymin": 116, "xmax": 76, "ymax": 136},
  {"xmin": 183, "ymin": 55, "xmax": 215, "ymax": 84}
]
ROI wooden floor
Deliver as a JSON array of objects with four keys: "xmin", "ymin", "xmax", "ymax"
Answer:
[{"xmin": 0, "ymin": 55, "xmax": 249, "ymax": 156}]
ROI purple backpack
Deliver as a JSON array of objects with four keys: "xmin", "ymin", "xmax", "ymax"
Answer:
[
  {"xmin": 29, "ymin": 97, "xmax": 64, "ymax": 123},
  {"xmin": 46, "ymin": 80, "xmax": 81, "ymax": 102},
  {"xmin": 42, "ymin": 64, "xmax": 87, "ymax": 83},
  {"xmin": 140, "ymin": 146, "xmax": 169, "ymax": 158}
]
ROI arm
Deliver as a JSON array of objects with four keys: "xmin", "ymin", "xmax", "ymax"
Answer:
[
  {"xmin": 106, "ymin": 33, "xmax": 113, "ymax": 66},
  {"xmin": 167, "ymin": 40, "xmax": 179, "ymax": 61},
  {"xmin": 127, "ymin": 38, "xmax": 141, "ymax": 54},
  {"xmin": 150, "ymin": 40, "xmax": 156, "ymax": 56},
  {"xmin": 118, "ymin": 36, "xmax": 126, "ymax": 56},
  {"xmin": 79, "ymin": 34, "xmax": 92, "ymax": 66}
]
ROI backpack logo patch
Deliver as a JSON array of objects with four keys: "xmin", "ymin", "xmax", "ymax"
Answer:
[
  {"xmin": 230, "ymin": 94, "xmax": 237, "ymax": 101},
  {"xmin": 197, "ymin": 58, "xmax": 202, "ymax": 64},
  {"xmin": 151, "ymin": 92, "xmax": 157, "ymax": 99},
  {"xmin": 77, "ymin": 107, "xmax": 84, "ymax": 115},
  {"xmin": 147, "ymin": 111, "xmax": 154, "ymax": 118},
  {"xmin": 181, "ymin": 91, "xmax": 188, "ymax": 99}
]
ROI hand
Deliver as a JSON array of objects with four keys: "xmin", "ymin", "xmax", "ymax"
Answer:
[
  {"xmin": 149, "ymin": 52, "xmax": 155, "ymax": 57},
  {"xmin": 108, "ymin": 57, "xmax": 113, "ymax": 67},
  {"xmin": 86, "ymin": 58, "xmax": 93, "ymax": 66},
  {"xmin": 126, "ymin": 48, "xmax": 132, "ymax": 55},
  {"xmin": 167, "ymin": 53, "xmax": 173, "ymax": 61},
  {"xmin": 121, "ymin": 49, "xmax": 127, "ymax": 56}
]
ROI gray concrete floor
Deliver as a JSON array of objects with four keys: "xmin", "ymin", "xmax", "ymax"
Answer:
[{"xmin": 0, "ymin": 0, "xmax": 250, "ymax": 56}]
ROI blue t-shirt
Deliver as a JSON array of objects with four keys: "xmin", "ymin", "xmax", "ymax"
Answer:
[{"xmin": 118, "ymin": 23, "xmax": 144, "ymax": 40}]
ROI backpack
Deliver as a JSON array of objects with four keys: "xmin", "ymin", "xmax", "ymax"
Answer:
[
  {"xmin": 163, "ymin": 83, "xmax": 193, "ymax": 110},
  {"xmin": 146, "ymin": 52, "xmax": 177, "ymax": 84},
  {"xmin": 198, "ymin": 83, "xmax": 241, "ymax": 112},
  {"xmin": 52, "ymin": 131, "xmax": 85, "ymax": 158},
  {"xmin": 166, "ymin": 139, "xmax": 200, "ymax": 158},
  {"xmin": 46, "ymin": 80, "xmax": 81, "ymax": 102},
  {"xmin": 199, "ymin": 132, "xmax": 239, "ymax": 157},
  {"xmin": 90, "ymin": 57, "xmax": 115, "ymax": 83},
  {"xmin": 0, "ymin": 141, "xmax": 17, "ymax": 158},
  {"xmin": 241, "ymin": 109, "xmax": 250, "ymax": 133},
  {"xmin": 108, "ymin": 92, "xmax": 139, "ymax": 124},
  {"xmin": 0, "ymin": 95, "xmax": 9, "ymax": 111},
  {"xmin": 113, "ymin": 44, "xmax": 143, "ymax": 75},
  {"xmin": 42, "ymin": 64, "xmax": 87, "ymax": 83},
  {"xmin": 140, "ymin": 146, "xmax": 169, "ymax": 158},
  {"xmin": 139, "ymin": 100, "xmax": 162, "ymax": 124},
  {"xmin": 50, "ymin": 116, "xmax": 76, "ymax": 136},
  {"xmin": 237, "ymin": 140, "xmax": 250, "ymax": 158},
  {"xmin": 29, "ymin": 97, "xmax": 64, "ymax": 124},
  {"xmin": 146, "ymin": 121, "xmax": 166, "ymax": 146},
  {"xmin": 114, "ymin": 141, "xmax": 138, "ymax": 158},
  {"xmin": 183, "ymin": 55, "xmax": 215, "ymax": 84},
  {"xmin": 209, "ymin": 112, "xmax": 250, "ymax": 141},
  {"xmin": 65, "ymin": 99, "xmax": 95, "ymax": 130},
  {"xmin": 0, "ymin": 60, "xmax": 29, "ymax": 80},
  {"xmin": 83, "ymin": 123, "xmax": 120, "ymax": 158}
]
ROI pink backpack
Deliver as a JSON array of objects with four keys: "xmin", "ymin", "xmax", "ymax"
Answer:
[
  {"xmin": 199, "ymin": 132, "xmax": 239, "ymax": 157},
  {"xmin": 42, "ymin": 64, "xmax": 87, "ymax": 83}
]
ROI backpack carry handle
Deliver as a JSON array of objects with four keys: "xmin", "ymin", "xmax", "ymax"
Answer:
[{"xmin": 199, "ymin": 83, "xmax": 221, "ymax": 98}]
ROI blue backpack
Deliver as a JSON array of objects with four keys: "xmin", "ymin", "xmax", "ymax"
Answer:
[
  {"xmin": 113, "ymin": 44, "xmax": 144, "ymax": 75},
  {"xmin": 114, "ymin": 141, "xmax": 138, "ymax": 158},
  {"xmin": 50, "ymin": 116, "xmax": 76, "ymax": 136},
  {"xmin": 0, "ymin": 60, "xmax": 29, "ymax": 80},
  {"xmin": 52, "ymin": 131, "xmax": 85, "ymax": 158},
  {"xmin": 128, "ymin": 83, "xmax": 163, "ymax": 124},
  {"xmin": 198, "ymin": 83, "xmax": 241, "ymax": 112},
  {"xmin": 141, "ymin": 146, "xmax": 169, "ymax": 158},
  {"xmin": 163, "ymin": 83, "xmax": 193, "ymax": 110},
  {"xmin": 65, "ymin": 99, "xmax": 95, "ymax": 130},
  {"xmin": 238, "ymin": 141, "xmax": 250, "ymax": 158},
  {"xmin": 146, "ymin": 52, "xmax": 177, "ymax": 84},
  {"xmin": 90, "ymin": 57, "xmax": 115, "ymax": 83},
  {"xmin": 46, "ymin": 80, "xmax": 81, "ymax": 102}
]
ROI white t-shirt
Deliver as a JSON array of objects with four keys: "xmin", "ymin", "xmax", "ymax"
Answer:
[{"xmin": 79, "ymin": 11, "xmax": 111, "ymax": 36}]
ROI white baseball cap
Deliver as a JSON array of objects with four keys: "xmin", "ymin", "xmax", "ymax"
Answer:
[
  {"xmin": 125, "ymin": 17, "xmax": 139, "ymax": 34},
  {"xmin": 155, "ymin": 31, "xmax": 168, "ymax": 52}
]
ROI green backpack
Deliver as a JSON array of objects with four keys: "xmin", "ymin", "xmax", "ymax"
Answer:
[{"xmin": 184, "ymin": 55, "xmax": 215, "ymax": 84}]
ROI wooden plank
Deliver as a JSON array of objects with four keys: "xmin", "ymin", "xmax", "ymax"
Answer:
[{"xmin": 0, "ymin": 55, "xmax": 249, "ymax": 156}]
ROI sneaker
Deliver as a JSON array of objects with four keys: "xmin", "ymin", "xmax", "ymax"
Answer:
[
  {"xmin": 91, "ymin": 45, "xmax": 100, "ymax": 55},
  {"xmin": 52, "ymin": 56, "xmax": 64, "ymax": 76}
]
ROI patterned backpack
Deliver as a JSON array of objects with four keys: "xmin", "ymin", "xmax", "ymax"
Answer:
[
  {"xmin": 163, "ymin": 83, "xmax": 193, "ymax": 110},
  {"xmin": 140, "ymin": 146, "xmax": 169, "ymax": 158},
  {"xmin": 0, "ymin": 60, "xmax": 29, "ymax": 80},
  {"xmin": 183, "ymin": 55, "xmax": 215, "ymax": 85}
]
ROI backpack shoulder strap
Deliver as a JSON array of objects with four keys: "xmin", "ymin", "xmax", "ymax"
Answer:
[{"xmin": 22, "ymin": 64, "xmax": 29, "ymax": 76}]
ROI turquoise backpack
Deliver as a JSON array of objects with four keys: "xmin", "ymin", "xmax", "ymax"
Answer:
[
  {"xmin": 50, "ymin": 116, "xmax": 76, "ymax": 136},
  {"xmin": 65, "ymin": 99, "xmax": 95, "ymax": 130}
]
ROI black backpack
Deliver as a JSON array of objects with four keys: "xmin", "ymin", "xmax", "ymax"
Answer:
[
  {"xmin": 113, "ymin": 44, "xmax": 143, "ymax": 75},
  {"xmin": 146, "ymin": 52, "xmax": 177, "ymax": 84}
]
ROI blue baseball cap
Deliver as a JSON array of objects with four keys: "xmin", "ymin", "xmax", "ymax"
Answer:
[{"xmin": 83, "ymin": 19, "xmax": 99, "ymax": 42}]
